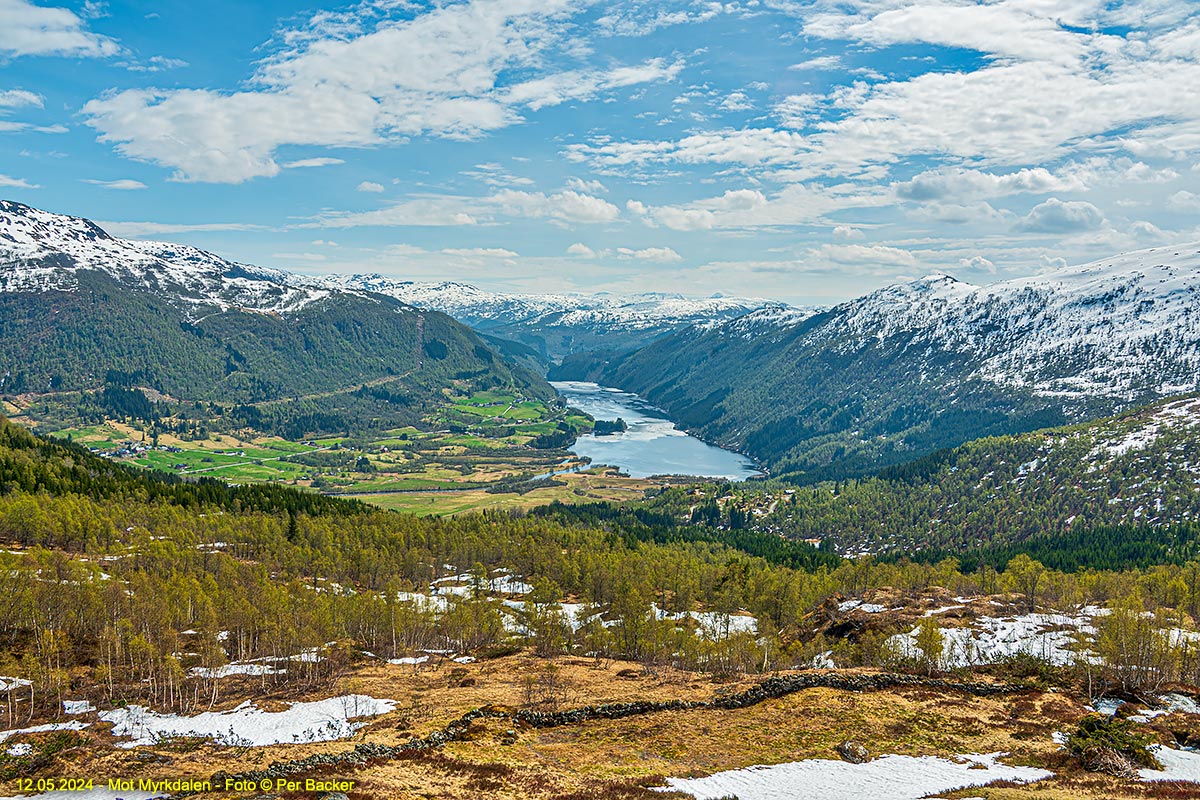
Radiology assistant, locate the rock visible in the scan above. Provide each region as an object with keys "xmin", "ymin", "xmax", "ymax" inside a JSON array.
[
  {"xmin": 133, "ymin": 751, "xmax": 173, "ymax": 764},
  {"xmin": 317, "ymin": 793, "xmax": 349, "ymax": 800},
  {"xmin": 836, "ymin": 740, "xmax": 870, "ymax": 764}
]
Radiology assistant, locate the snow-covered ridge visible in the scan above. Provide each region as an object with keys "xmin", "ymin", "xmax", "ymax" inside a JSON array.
[
  {"xmin": 315, "ymin": 273, "xmax": 787, "ymax": 332},
  {"xmin": 0, "ymin": 202, "xmax": 786, "ymax": 331},
  {"xmin": 0, "ymin": 200, "xmax": 337, "ymax": 316},
  {"xmin": 692, "ymin": 243, "xmax": 1200, "ymax": 400}
]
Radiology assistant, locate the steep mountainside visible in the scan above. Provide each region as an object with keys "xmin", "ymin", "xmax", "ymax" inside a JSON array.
[
  {"xmin": 318, "ymin": 274, "xmax": 785, "ymax": 362},
  {"xmin": 0, "ymin": 201, "xmax": 549, "ymax": 432},
  {"xmin": 554, "ymin": 244, "xmax": 1200, "ymax": 481},
  {"xmin": 750, "ymin": 395, "xmax": 1200, "ymax": 558}
]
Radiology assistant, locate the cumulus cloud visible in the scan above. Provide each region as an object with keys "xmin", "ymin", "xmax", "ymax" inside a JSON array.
[
  {"xmin": 894, "ymin": 167, "xmax": 1085, "ymax": 202},
  {"xmin": 82, "ymin": 0, "xmax": 673, "ymax": 183},
  {"xmin": 1167, "ymin": 190, "xmax": 1200, "ymax": 212},
  {"xmin": 832, "ymin": 224, "xmax": 864, "ymax": 240},
  {"xmin": 959, "ymin": 255, "xmax": 996, "ymax": 273},
  {"xmin": 615, "ymin": 246, "xmax": 682, "ymax": 262},
  {"xmin": 566, "ymin": 242, "xmax": 597, "ymax": 257},
  {"xmin": 1015, "ymin": 198, "xmax": 1106, "ymax": 233},
  {"xmin": 357, "ymin": 181, "xmax": 385, "ymax": 193},
  {"xmin": 0, "ymin": 0, "xmax": 120, "ymax": 58},
  {"xmin": 629, "ymin": 185, "xmax": 885, "ymax": 231},
  {"xmin": 811, "ymin": 243, "xmax": 918, "ymax": 267}
]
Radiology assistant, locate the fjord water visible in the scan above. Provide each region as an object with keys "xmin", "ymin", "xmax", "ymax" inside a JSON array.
[{"xmin": 551, "ymin": 381, "xmax": 762, "ymax": 480}]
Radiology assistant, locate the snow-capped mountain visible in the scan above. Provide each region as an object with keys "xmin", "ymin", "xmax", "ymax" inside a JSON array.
[
  {"xmin": 0, "ymin": 201, "xmax": 783, "ymax": 361},
  {"xmin": 834, "ymin": 245, "xmax": 1200, "ymax": 399},
  {"xmin": 0, "ymin": 200, "xmax": 335, "ymax": 316},
  {"xmin": 0, "ymin": 201, "xmax": 546, "ymax": 407},
  {"xmin": 312, "ymin": 274, "xmax": 786, "ymax": 359},
  {"xmin": 559, "ymin": 242, "xmax": 1200, "ymax": 481}
]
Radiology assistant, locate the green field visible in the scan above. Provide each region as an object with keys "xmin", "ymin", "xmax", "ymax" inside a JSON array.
[{"xmin": 43, "ymin": 390, "xmax": 599, "ymax": 505}]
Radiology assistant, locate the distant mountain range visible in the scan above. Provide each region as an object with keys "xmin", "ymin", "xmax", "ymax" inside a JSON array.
[
  {"xmin": 554, "ymin": 243, "xmax": 1200, "ymax": 482},
  {"xmin": 315, "ymin": 275, "xmax": 786, "ymax": 362}
]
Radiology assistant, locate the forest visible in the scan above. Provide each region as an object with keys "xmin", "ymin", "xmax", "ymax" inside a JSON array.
[{"xmin": 4, "ymin": 409, "xmax": 1200, "ymax": 729}]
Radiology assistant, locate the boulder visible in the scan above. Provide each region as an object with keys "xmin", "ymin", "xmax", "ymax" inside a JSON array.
[{"xmin": 836, "ymin": 740, "xmax": 870, "ymax": 764}]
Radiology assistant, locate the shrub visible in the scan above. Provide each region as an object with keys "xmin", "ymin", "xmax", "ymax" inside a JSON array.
[{"xmin": 1067, "ymin": 714, "xmax": 1161, "ymax": 772}]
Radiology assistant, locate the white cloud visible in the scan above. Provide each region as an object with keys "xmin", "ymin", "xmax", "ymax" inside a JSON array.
[
  {"xmin": 0, "ymin": 0, "xmax": 120, "ymax": 58},
  {"xmin": 719, "ymin": 91, "xmax": 753, "ymax": 112},
  {"xmin": 1015, "ymin": 198, "xmax": 1106, "ymax": 233},
  {"xmin": 491, "ymin": 189, "xmax": 620, "ymax": 223},
  {"xmin": 774, "ymin": 94, "xmax": 821, "ymax": 129},
  {"xmin": 630, "ymin": 185, "xmax": 886, "ymax": 231},
  {"xmin": 305, "ymin": 187, "xmax": 618, "ymax": 228},
  {"xmin": 357, "ymin": 181, "xmax": 385, "ymax": 193},
  {"xmin": 811, "ymin": 243, "xmax": 918, "ymax": 267},
  {"xmin": 1167, "ymin": 190, "xmax": 1200, "ymax": 212},
  {"xmin": 442, "ymin": 247, "xmax": 519, "ymax": 258},
  {"xmin": 83, "ymin": 178, "xmax": 146, "ymax": 190},
  {"xmin": 832, "ymin": 224, "xmax": 864, "ymax": 240},
  {"xmin": 894, "ymin": 167, "xmax": 1085, "ymax": 202},
  {"xmin": 0, "ymin": 89, "xmax": 42, "ymax": 108},
  {"xmin": 0, "ymin": 173, "xmax": 38, "ymax": 188},
  {"xmin": 504, "ymin": 58, "xmax": 683, "ymax": 111},
  {"xmin": 98, "ymin": 220, "xmax": 269, "ymax": 237},
  {"xmin": 615, "ymin": 246, "xmax": 682, "ymax": 263},
  {"xmin": 959, "ymin": 255, "xmax": 996, "ymax": 273},
  {"xmin": 788, "ymin": 55, "xmax": 842, "ymax": 71},
  {"xmin": 82, "ymin": 0, "xmax": 672, "ymax": 183},
  {"xmin": 283, "ymin": 157, "xmax": 344, "ymax": 169},
  {"xmin": 565, "ymin": 176, "xmax": 606, "ymax": 194},
  {"xmin": 567, "ymin": 242, "xmax": 596, "ymax": 257},
  {"xmin": 118, "ymin": 55, "xmax": 187, "ymax": 73}
]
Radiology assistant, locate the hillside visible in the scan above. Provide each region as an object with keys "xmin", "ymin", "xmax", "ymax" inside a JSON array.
[
  {"xmin": 320, "ymin": 274, "xmax": 786, "ymax": 362},
  {"xmin": 638, "ymin": 395, "xmax": 1200, "ymax": 564},
  {"xmin": 555, "ymin": 244, "xmax": 1200, "ymax": 481},
  {"xmin": 0, "ymin": 201, "xmax": 550, "ymax": 436}
]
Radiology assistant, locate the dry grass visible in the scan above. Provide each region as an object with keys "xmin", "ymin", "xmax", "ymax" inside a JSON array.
[{"xmin": 5, "ymin": 653, "xmax": 1198, "ymax": 799}]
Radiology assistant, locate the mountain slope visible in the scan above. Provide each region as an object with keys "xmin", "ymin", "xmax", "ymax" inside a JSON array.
[
  {"xmin": 317, "ymin": 274, "xmax": 786, "ymax": 362},
  {"xmin": 753, "ymin": 394, "xmax": 1200, "ymax": 560},
  {"xmin": 0, "ymin": 201, "xmax": 550, "ymax": 432},
  {"xmin": 554, "ymin": 244, "xmax": 1200, "ymax": 481}
]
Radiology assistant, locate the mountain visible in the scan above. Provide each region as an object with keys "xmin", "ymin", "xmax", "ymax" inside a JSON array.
[
  {"xmin": 553, "ymin": 243, "xmax": 1200, "ymax": 482},
  {"xmin": 0, "ymin": 201, "xmax": 550, "ymax": 435},
  {"xmin": 315, "ymin": 274, "xmax": 786, "ymax": 362}
]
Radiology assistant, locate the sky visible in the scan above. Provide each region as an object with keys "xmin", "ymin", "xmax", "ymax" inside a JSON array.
[{"xmin": 2, "ymin": 0, "xmax": 1199, "ymax": 305}]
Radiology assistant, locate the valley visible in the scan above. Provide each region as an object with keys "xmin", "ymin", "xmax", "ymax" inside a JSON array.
[{"xmin": 4, "ymin": 202, "xmax": 1200, "ymax": 800}]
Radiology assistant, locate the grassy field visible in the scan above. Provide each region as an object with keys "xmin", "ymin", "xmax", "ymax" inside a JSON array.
[
  {"xmin": 33, "ymin": 390, "xmax": 659, "ymax": 514},
  {"xmin": 348, "ymin": 468, "xmax": 663, "ymax": 516}
]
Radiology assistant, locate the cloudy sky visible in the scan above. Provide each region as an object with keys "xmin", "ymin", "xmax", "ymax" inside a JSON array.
[{"xmin": 2, "ymin": 0, "xmax": 1199, "ymax": 304}]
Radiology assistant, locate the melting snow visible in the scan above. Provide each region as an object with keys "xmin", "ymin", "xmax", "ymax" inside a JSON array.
[
  {"xmin": 661, "ymin": 752, "xmax": 1052, "ymax": 800},
  {"xmin": 98, "ymin": 694, "xmax": 395, "ymax": 747},
  {"xmin": 0, "ymin": 721, "xmax": 89, "ymax": 743},
  {"xmin": 1141, "ymin": 746, "xmax": 1200, "ymax": 782}
]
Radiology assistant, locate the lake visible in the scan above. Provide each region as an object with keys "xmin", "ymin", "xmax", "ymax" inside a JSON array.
[{"xmin": 550, "ymin": 381, "xmax": 762, "ymax": 481}]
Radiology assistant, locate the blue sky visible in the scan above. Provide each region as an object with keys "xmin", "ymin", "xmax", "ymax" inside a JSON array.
[{"xmin": 2, "ymin": 0, "xmax": 1200, "ymax": 304}]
